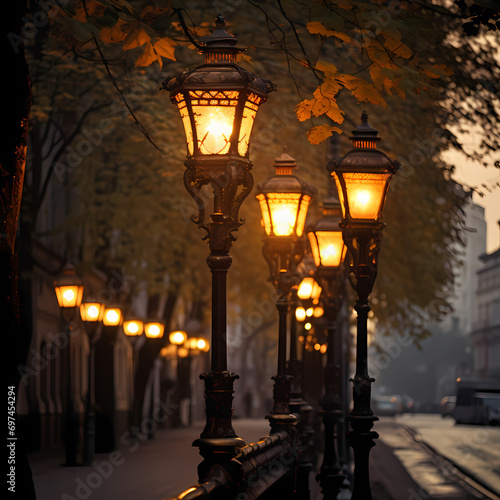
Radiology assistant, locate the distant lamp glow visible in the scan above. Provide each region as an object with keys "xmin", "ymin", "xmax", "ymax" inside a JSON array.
[
  {"xmin": 177, "ymin": 347, "xmax": 189, "ymax": 359},
  {"xmin": 314, "ymin": 343, "xmax": 321, "ymax": 351},
  {"xmin": 169, "ymin": 330, "xmax": 187, "ymax": 345},
  {"xmin": 80, "ymin": 302, "xmax": 104, "ymax": 322},
  {"xmin": 54, "ymin": 264, "xmax": 84, "ymax": 309},
  {"xmin": 304, "ymin": 322, "xmax": 312, "ymax": 331},
  {"xmin": 197, "ymin": 339, "xmax": 209, "ymax": 351},
  {"xmin": 103, "ymin": 307, "xmax": 122, "ymax": 326},
  {"xmin": 123, "ymin": 319, "xmax": 144, "ymax": 337},
  {"xmin": 256, "ymin": 148, "xmax": 316, "ymax": 238},
  {"xmin": 295, "ymin": 307, "xmax": 306, "ymax": 322},
  {"xmin": 313, "ymin": 307, "xmax": 324, "ymax": 318},
  {"xmin": 297, "ymin": 277, "xmax": 322, "ymax": 302},
  {"xmin": 320, "ymin": 344, "xmax": 328, "ymax": 354},
  {"xmin": 306, "ymin": 307, "xmax": 314, "ymax": 318},
  {"xmin": 145, "ymin": 321, "xmax": 165, "ymax": 339}
]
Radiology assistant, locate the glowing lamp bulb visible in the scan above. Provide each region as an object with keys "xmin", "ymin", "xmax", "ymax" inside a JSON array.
[
  {"xmin": 355, "ymin": 190, "xmax": 370, "ymax": 205},
  {"xmin": 197, "ymin": 339, "xmax": 207, "ymax": 350},
  {"xmin": 87, "ymin": 305, "xmax": 99, "ymax": 319},
  {"xmin": 272, "ymin": 208, "xmax": 295, "ymax": 236},
  {"xmin": 63, "ymin": 289, "xmax": 75, "ymax": 301},
  {"xmin": 106, "ymin": 310, "xmax": 119, "ymax": 323}
]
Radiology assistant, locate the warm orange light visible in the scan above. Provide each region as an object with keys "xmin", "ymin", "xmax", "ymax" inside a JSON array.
[
  {"xmin": 169, "ymin": 330, "xmax": 187, "ymax": 345},
  {"xmin": 145, "ymin": 322, "xmax": 164, "ymax": 339},
  {"xmin": 55, "ymin": 285, "xmax": 84, "ymax": 308},
  {"xmin": 314, "ymin": 343, "xmax": 321, "ymax": 351},
  {"xmin": 123, "ymin": 319, "xmax": 144, "ymax": 337},
  {"xmin": 306, "ymin": 307, "xmax": 314, "ymax": 317},
  {"xmin": 304, "ymin": 322, "xmax": 312, "ymax": 331},
  {"xmin": 192, "ymin": 100, "xmax": 237, "ymax": 155},
  {"xmin": 313, "ymin": 307, "xmax": 324, "ymax": 318},
  {"xmin": 80, "ymin": 302, "xmax": 104, "ymax": 322},
  {"xmin": 297, "ymin": 277, "xmax": 322, "ymax": 301},
  {"xmin": 333, "ymin": 172, "xmax": 390, "ymax": 220},
  {"xmin": 308, "ymin": 231, "xmax": 346, "ymax": 268},
  {"xmin": 103, "ymin": 307, "xmax": 122, "ymax": 326},
  {"xmin": 196, "ymin": 339, "xmax": 209, "ymax": 351},
  {"xmin": 295, "ymin": 307, "xmax": 306, "ymax": 322},
  {"xmin": 320, "ymin": 344, "xmax": 327, "ymax": 354},
  {"xmin": 177, "ymin": 346, "xmax": 189, "ymax": 358}
]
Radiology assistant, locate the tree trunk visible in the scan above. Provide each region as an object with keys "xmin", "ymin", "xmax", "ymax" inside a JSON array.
[{"xmin": 4, "ymin": 3, "xmax": 35, "ymax": 499}]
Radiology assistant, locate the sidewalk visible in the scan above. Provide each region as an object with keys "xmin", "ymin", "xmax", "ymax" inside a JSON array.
[
  {"xmin": 398, "ymin": 414, "xmax": 500, "ymax": 497},
  {"xmin": 29, "ymin": 419, "xmax": 270, "ymax": 500}
]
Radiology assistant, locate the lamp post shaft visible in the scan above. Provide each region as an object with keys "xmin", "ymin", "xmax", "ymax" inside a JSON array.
[
  {"xmin": 208, "ymin": 251, "xmax": 230, "ymax": 372},
  {"xmin": 82, "ymin": 343, "xmax": 95, "ymax": 465}
]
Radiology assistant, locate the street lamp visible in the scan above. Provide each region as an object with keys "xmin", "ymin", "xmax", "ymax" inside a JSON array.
[
  {"xmin": 329, "ymin": 111, "xmax": 399, "ymax": 500},
  {"xmin": 144, "ymin": 321, "xmax": 165, "ymax": 339},
  {"xmin": 79, "ymin": 299, "xmax": 105, "ymax": 466},
  {"xmin": 123, "ymin": 317, "xmax": 144, "ymax": 430},
  {"xmin": 53, "ymin": 263, "xmax": 84, "ymax": 467},
  {"xmin": 256, "ymin": 147, "xmax": 316, "ymax": 432},
  {"xmin": 306, "ymin": 184, "xmax": 348, "ymax": 498},
  {"xmin": 163, "ymin": 14, "xmax": 275, "ymax": 468}
]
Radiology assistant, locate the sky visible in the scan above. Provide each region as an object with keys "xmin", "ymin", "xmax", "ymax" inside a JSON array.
[{"xmin": 445, "ymin": 151, "xmax": 500, "ymax": 253}]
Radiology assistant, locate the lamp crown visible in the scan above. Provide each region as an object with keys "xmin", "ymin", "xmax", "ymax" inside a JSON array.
[
  {"xmin": 274, "ymin": 146, "xmax": 297, "ymax": 175},
  {"xmin": 350, "ymin": 111, "xmax": 381, "ymax": 148},
  {"xmin": 200, "ymin": 14, "xmax": 242, "ymax": 63}
]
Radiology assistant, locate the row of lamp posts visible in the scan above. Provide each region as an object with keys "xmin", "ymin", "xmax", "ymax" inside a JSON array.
[
  {"xmin": 47, "ymin": 13, "xmax": 403, "ymax": 497},
  {"xmin": 52, "ymin": 268, "xmax": 165, "ymax": 466},
  {"xmin": 163, "ymin": 14, "xmax": 400, "ymax": 499}
]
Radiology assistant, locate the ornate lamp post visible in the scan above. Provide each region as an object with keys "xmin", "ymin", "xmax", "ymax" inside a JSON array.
[
  {"xmin": 79, "ymin": 300, "xmax": 105, "ymax": 466},
  {"xmin": 256, "ymin": 148, "xmax": 316, "ymax": 432},
  {"xmin": 329, "ymin": 111, "xmax": 399, "ymax": 500},
  {"xmin": 307, "ymin": 188, "xmax": 348, "ymax": 499},
  {"xmin": 53, "ymin": 263, "xmax": 84, "ymax": 466},
  {"xmin": 163, "ymin": 14, "xmax": 275, "ymax": 471}
]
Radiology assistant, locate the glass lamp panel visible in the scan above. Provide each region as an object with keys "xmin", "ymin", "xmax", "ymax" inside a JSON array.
[
  {"xmin": 311, "ymin": 281, "xmax": 322, "ymax": 301},
  {"xmin": 316, "ymin": 231, "xmax": 345, "ymax": 267},
  {"xmin": 123, "ymin": 320, "xmax": 144, "ymax": 337},
  {"xmin": 189, "ymin": 90, "xmax": 239, "ymax": 155},
  {"xmin": 332, "ymin": 173, "xmax": 347, "ymax": 218},
  {"xmin": 297, "ymin": 277, "xmax": 314, "ymax": 300},
  {"xmin": 169, "ymin": 331, "xmax": 187, "ymax": 345},
  {"xmin": 175, "ymin": 94, "xmax": 194, "ymax": 156},
  {"xmin": 343, "ymin": 172, "xmax": 390, "ymax": 220},
  {"xmin": 103, "ymin": 308, "xmax": 122, "ymax": 326},
  {"xmin": 295, "ymin": 307, "xmax": 306, "ymax": 321},
  {"xmin": 55, "ymin": 285, "xmax": 83, "ymax": 308},
  {"xmin": 256, "ymin": 194, "xmax": 272, "ymax": 236},
  {"xmin": 266, "ymin": 192, "xmax": 301, "ymax": 237},
  {"xmin": 238, "ymin": 94, "xmax": 262, "ymax": 156},
  {"xmin": 145, "ymin": 322, "xmax": 164, "ymax": 339},
  {"xmin": 80, "ymin": 303, "xmax": 104, "ymax": 322},
  {"xmin": 307, "ymin": 232, "xmax": 321, "ymax": 267},
  {"xmin": 295, "ymin": 195, "xmax": 311, "ymax": 237}
]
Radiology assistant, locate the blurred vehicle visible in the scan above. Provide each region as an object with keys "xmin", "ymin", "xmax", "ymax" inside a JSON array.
[
  {"xmin": 401, "ymin": 395, "xmax": 415, "ymax": 413},
  {"xmin": 440, "ymin": 395, "xmax": 456, "ymax": 418},
  {"xmin": 373, "ymin": 395, "xmax": 402, "ymax": 416},
  {"xmin": 454, "ymin": 378, "xmax": 500, "ymax": 425}
]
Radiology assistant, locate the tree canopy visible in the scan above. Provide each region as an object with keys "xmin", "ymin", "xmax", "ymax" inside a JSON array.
[{"xmin": 18, "ymin": 0, "xmax": 500, "ymax": 344}]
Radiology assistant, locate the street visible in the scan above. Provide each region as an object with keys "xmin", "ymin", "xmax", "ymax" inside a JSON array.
[{"xmin": 27, "ymin": 415, "xmax": 500, "ymax": 500}]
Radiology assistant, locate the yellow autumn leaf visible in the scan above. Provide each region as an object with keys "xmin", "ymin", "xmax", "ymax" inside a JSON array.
[
  {"xmin": 295, "ymin": 99, "xmax": 315, "ymax": 122},
  {"xmin": 325, "ymin": 102, "xmax": 345, "ymax": 124},
  {"xmin": 100, "ymin": 22, "xmax": 127, "ymax": 43},
  {"xmin": 320, "ymin": 78, "xmax": 342, "ymax": 99},
  {"xmin": 307, "ymin": 22, "xmax": 352, "ymax": 43},
  {"xmin": 307, "ymin": 124, "xmax": 342, "ymax": 145},
  {"xmin": 315, "ymin": 61, "xmax": 338, "ymax": 77},
  {"xmin": 123, "ymin": 29, "xmax": 151, "ymax": 51},
  {"xmin": 135, "ymin": 42, "xmax": 156, "ymax": 67},
  {"xmin": 382, "ymin": 33, "xmax": 412, "ymax": 59},
  {"xmin": 154, "ymin": 38, "xmax": 176, "ymax": 61}
]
